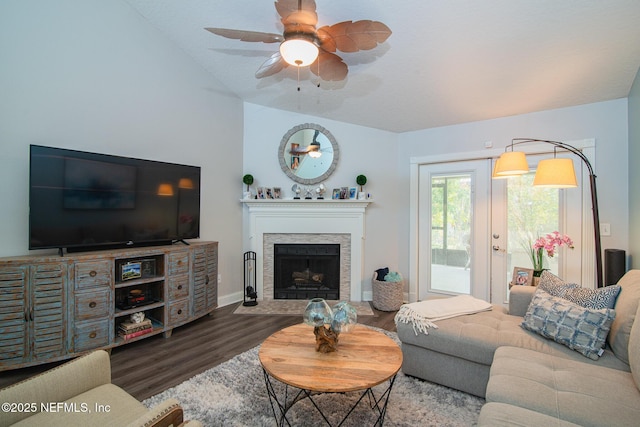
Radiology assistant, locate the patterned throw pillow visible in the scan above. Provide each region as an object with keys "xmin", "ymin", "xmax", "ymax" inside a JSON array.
[
  {"xmin": 562, "ymin": 285, "xmax": 621, "ymax": 309},
  {"xmin": 537, "ymin": 270, "xmax": 579, "ymax": 297},
  {"xmin": 521, "ymin": 289, "xmax": 616, "ymax": 360}
]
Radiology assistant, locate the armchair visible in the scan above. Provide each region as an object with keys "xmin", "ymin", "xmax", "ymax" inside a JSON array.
[{"xmin": 0, "ymin": 350, "xmax": 201, "ymax": 427}]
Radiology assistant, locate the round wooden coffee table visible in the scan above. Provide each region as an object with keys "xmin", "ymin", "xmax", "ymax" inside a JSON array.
[{"xmin": 259, "ymin": 323, "xmax": 402, "ymax": 426}]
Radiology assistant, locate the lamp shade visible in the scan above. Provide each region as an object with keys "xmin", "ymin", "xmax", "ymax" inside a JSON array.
[
  {"xmin": 280, "ymin": 38, "xmax": 319, "ymax": 67},
  {"xmin": 491, "ymin": 157, "xmax": 510, "ymax": 179},
  {"xmin": 157, "ymin": 183, "xmax": 174, "ymax": 196},
  {"xmin": 178, "ymin": 178, "xmax": 194, "ymax": 189},
  {"xmin": 533, "ymin": 158, "xmax": 577, "ymax": 188},
  {"xmin": 493, "ymin": 151, "xmax": 529, "ymax": 176}
]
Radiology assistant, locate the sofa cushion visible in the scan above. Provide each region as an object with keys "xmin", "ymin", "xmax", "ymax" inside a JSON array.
[
  {"xmin": 521, "ymin": 289, "xmax": 615, "ymax": 360},
  {"xmin": 486, "ymin": 346, "xmax": 640, "ymax": 427},
  {"xmin": 538, "ymin": 271, "xmax": 578, "ymax": 296},
  {"xmin": 478, "ymin": 402, "xmax": 581, "ymax": 427},
  {"xmin": 608, "ymin": 270, "xmax": 640, "ymax": 364}
]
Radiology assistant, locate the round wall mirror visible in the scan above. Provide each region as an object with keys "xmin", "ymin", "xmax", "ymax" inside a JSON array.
[{"xmin": 278, "ymin": 123, "xmax": 340, "ymax": 185}]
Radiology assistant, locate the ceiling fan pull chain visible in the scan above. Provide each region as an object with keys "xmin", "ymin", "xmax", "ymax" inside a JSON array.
[
  {"xmin": 317, "ymin": 57, "xmax": 321, "ymax": 88},
  {"xmin": 297, "ymin": 66, "xmax": 301, "ymax": 91}
]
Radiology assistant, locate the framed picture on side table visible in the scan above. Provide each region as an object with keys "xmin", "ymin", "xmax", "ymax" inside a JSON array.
[{"xmin": 510, "ymin": 267, "xmax": 534, "ymax": 288}]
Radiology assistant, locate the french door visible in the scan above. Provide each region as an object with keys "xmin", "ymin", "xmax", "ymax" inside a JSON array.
[{"xmin": 411, "ymin": 148, "xmax": 589, "ymax": 305}]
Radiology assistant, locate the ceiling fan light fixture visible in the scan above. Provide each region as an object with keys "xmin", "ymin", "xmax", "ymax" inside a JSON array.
[
  {"xmin": 308, "ymin": 139, "xmax": 322, "ymax": 158},
  {"xmin": 279, "ymin": 37, "xmax": 319, "ymax": 67}
]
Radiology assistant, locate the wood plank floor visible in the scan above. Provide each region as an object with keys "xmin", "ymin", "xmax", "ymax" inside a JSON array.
[{"xmin": 0, "ymin": 302, "xmax": 398, "ymax": 401}]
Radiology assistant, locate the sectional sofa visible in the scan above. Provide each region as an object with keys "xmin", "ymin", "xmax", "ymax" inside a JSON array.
[{"xmin": 396, "ymin": 270, "xmax": 640, "ymax": 426}]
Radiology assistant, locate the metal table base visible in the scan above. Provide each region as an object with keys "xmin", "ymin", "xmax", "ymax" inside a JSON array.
[{"xmin": 262, "ymin": 368, "xmax": 397, "ymax": 427}]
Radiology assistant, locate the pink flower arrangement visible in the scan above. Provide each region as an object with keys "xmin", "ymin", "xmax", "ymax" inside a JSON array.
[{"xmin": 530, "ymin": 231, "xmax": 574, "ymax": 271}]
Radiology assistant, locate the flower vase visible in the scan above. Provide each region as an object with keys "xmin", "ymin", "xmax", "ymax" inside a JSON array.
[{"xmin": 532, "ymin": 269, "xmax": 546, "ymax": 286}]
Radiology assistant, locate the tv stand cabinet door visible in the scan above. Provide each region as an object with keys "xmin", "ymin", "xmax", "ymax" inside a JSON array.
[
  {"xmin": 193, "ymin": 242, "xmax": 218, "ymax": 316},
  {"xmin": 0, "ymin": 266, "xmax": 29, "ymax": 367},
  {"xmin": 28, "ymin": 263, "xmax": 67, "ymax": 363}
]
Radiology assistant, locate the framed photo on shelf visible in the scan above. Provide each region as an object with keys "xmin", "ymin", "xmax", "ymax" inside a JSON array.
[
  {"xmin": 121, "ymin": 261, "xmax": 142, "ymax": 281},
  {"xmin": 332, "ymin": 188, "xmax": 341, "ymax": 199},
  {"xmin": 349, "ymin": 187, "xmax": 357, "ymax": 199},
  {"xmin": 510, "ymin": 267, "xmax": 534, "ymax": 288},
  {"xmin": 273, "ymin": 187, "xmax": 281, "ymax": 199}
]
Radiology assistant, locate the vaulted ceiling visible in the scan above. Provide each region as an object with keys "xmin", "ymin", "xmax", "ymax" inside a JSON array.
[{"xmin": 124, "ymin": 0, "xmax": 640, "ymax": 133}]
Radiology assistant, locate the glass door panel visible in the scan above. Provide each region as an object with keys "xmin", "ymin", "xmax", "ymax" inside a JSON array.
[
  {"xmin": 506, "ymin": 172, "xmax": 561, "ymax": 285},
  {"xmin": 431, "ymin": 174, "xmax": 471, "ymax": 294},
  {"xmin": 418, "ymin": 159, "xmax": 490, "ymax": 301}
]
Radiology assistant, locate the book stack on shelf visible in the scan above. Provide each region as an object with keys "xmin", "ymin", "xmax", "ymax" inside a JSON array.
[{"xmin": 119, "ymin": 318, "xmax": 153, "ymax": 340}]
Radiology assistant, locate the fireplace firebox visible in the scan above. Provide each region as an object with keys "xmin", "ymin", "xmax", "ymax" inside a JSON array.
[{"xmin": 273, "ymin": 244, "xmax": 340, "ymax": 300}]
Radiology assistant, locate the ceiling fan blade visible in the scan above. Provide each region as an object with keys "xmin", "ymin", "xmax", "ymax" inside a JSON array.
[
  {"xmin": 317, "ymin": 20, "xmax": 392, "ymax": 53},
  {"xmin": 275, "ymin": 0, "xmax": 318, "ymax": 26},
  {"xmin": 204, "ymin": 28, "xmax": 283, "ymax": 43},
  {"xmin": 311, "ymin": 51, "xmax": 348, "ymax": 81},
  {"xmin": 255, "ymin": 52, "xmax": 288, "ymax": 79}
]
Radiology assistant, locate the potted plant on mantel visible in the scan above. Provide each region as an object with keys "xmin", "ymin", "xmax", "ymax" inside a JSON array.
[
  {"xmin": 242, "ymin": 174, "xmax": 254, "ymax": 199},
  {"xmin": 356, "ymin": 174, "xmax": 367, "ymax": 200}
]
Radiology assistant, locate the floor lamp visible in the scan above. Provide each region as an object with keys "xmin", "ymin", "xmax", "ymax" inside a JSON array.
[{"xmin": 492, "ymin": 138, "xmax": 603, "ymax": 288}]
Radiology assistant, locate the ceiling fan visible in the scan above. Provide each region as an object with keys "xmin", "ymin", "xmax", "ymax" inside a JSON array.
[
  {"xmin": 289, "ymin": 129, "xmax": 328, "ymax": 157},
  {"xmin": 204, "ymin": 0, "xmax": 392, "ymax": 82}
]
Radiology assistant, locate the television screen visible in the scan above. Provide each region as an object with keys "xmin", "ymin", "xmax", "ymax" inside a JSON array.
[{"xmin": 29, "ymin": 145, "xmax": 201, "ymax": 251}]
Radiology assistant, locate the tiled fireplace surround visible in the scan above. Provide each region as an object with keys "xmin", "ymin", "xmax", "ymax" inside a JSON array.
[{"xmin": 243, "ymin": 200, "xmax": 371, "ymax": 301}]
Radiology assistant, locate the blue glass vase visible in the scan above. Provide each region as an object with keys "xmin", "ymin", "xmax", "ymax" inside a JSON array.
[
  {"xmin": 303, "ymin": 298, "xmax": 333, "ymax": 327},
  {"xmin": 331, "ymin": 301, "xmax": 358, "ymax": 334}
]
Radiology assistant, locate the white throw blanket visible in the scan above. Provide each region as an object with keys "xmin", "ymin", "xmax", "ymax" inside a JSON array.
[{"xmin": 394, "ymin": 295, "xmax": 492, "ymax": 335}]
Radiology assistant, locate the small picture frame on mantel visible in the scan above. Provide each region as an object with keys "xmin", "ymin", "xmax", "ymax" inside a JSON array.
[{"xmin": 510, "ymin": 267, "xmax": 534, "ymax": 288}]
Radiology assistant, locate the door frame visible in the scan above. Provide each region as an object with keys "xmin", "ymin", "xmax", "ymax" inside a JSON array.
[{"xmin": 408, "ymin": 139, "xmax": 595, "ymax": 303}]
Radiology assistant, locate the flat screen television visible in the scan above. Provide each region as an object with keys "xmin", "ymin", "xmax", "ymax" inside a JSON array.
[{"xmin": 29, "ymin": 145, "xmax": 201, "ymax": 252}]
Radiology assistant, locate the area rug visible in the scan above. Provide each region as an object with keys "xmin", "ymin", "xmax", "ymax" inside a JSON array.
[
  {"xmin": 233, "ymin": 299, "xmax": 375, "ymax": 316},
  {"xmin": 143, "ymin": 328, "xmax": 484, "ymax": 426}
]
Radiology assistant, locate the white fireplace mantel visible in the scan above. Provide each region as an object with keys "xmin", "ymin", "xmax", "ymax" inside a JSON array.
[{"xmin": 242, "ymin": 199, "xmax": 372, "ymax": 301}]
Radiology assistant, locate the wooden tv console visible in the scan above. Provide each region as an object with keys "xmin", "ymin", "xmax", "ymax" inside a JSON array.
[{"xmin": 0, "ymin": 241, "xmax": 218, "ymax": 371}]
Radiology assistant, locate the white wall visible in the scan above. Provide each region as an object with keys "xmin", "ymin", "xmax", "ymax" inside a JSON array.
[
  {"xmin": 397, "ymin": 99, "xmax": 630, "ymax": 285},
  {"xmin": 242, "ymin": 102, "xmax": 399, "ymax": 300},
  {"xmin": 629, "ymin": 69, "xmax": 640, "ymax": 268},
  {"xmin": 0, "ymin": 0, "xmax": 245, "ymax": 305}
]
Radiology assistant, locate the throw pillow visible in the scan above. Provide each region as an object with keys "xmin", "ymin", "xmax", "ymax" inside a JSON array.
[
  {"xmin": 537, "ymin": 270, "xmax": 578, "ymax": 297},
  {"xmin": 562, "ymin": 285, "xmax": 621, "ymax": 310},
  {"xmin": 521, "ymin": 288, "xmax": 616, "ymax": 360},
  {"xmin": 375, "ymin": 267, "xmax": 389, "ymax": 281}
]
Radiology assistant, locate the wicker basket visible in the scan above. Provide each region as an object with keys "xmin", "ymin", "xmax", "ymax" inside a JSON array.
[{"xmin": 372, "ymin": 272, "xmax": 404, "ymax": 311}]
